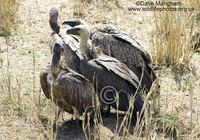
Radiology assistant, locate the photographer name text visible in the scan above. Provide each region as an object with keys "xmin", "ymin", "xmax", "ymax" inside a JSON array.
[{"xmin": 136, "ymin": 1, "xmax": 181, "ymax": 7}]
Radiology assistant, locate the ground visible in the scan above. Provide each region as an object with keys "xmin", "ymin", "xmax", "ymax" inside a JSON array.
[{"xmin": 0, "ymin": 0, "xmax": 200, "ymax": 139}]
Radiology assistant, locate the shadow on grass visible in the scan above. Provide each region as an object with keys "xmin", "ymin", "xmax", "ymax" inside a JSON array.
[{"xmin": 48, "ymin": 112, "xmax": 137, "ymax": 140}]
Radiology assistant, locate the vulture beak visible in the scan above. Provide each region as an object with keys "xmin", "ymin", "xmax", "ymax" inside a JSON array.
[
  {"xmin": 66, "ymin": 28, "xmax": 80, "ymax": 36},
  {"xmin": 60, "ymin": 44, "xmax": 65, "ymax": 52},
  {"xmin": 55, "ymin": 42, "xmax": 65, "ymax": 52},
  {"xmin": 62, "ymin": 20, "xmax": 83, "ymax": 27}
]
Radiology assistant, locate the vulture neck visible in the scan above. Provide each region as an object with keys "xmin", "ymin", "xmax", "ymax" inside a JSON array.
[
  {"xmin": 79, "ymin": 36, "xmax": 90, "ymax": 59},
  {"xmin": 51, "ymin": 51, "xmax": 61, "ymax": 78}
]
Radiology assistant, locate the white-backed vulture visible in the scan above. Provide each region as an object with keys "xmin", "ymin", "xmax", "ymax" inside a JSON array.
[
  {"xmin": 40, "ymin": 41, "xmax": 97, "ymax": 133},
  {"xmin": 62, "ymin": 21, "xmax": 148, "ymax": 122},
  {"xmin": 62, "ymin": 19, "xmax": 157, "ymax": 93}
]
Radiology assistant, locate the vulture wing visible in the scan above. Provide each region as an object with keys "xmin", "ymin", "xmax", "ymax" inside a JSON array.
[
  {"xmin": 53, "ymin": 68, "xmax": 96, "ymax": 114},
  {"xmin": 90, "ymin": 25, "xmax": 152, "ymax": 64},
  {"xmin": 40, "ymin": 68, "xmax": 51, "ymax": 99},
  {"xmin": 94, "ymin": 54, "xmax": 141, "ymax": 89}
]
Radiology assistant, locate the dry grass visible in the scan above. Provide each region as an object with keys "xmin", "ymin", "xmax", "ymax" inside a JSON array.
[
  {"xmin": 0, "ymin": 0, "xmax": 20, "ymax": 36},
  {"xmin": 151, "ymin": 0, "xmax": 200, "ymax": 68},
  {"xmin": 0, "ymin": 0, "xmax": 200, "ymax": 139}
]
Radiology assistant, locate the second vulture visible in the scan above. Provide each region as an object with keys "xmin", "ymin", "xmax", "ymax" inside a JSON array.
[
  {"xmin": 40, "ymin": 40, "xmax": 97, "ymax": 133},
  {"xmin": 62, "ymin": 19, "xmax": 158, "ymax": 93}
]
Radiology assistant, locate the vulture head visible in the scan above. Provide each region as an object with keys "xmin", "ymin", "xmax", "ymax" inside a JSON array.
[
  {"xmin": 65, "ymin": 24, "xmax": 90, "ymax": 40},
  {"xmin": 49, "ymin": 7, "xmax": 60, "ymax": 34},
  {"xmin": 63, "ymin": 19, "xmax": 90, "ymax": 39},
  {"xmin": 63, "ymin": 20, "xmax": 102, "ymax": 59},
  {"xmin": 51, "ymin": 42, "xmax": 64, "ymax": 77},
  {"xmin": 53, "ymin": 42, "xmax": 65, "ymax": 54},
  {"xmin": 64, "ymin": 22, "xmax": 91, "ymax": 58}
]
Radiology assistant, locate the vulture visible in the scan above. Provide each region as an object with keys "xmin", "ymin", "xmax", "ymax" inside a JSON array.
[
  {"xmin": 62, "ymin": 19, "xmax": 157, "ymax": 93},
  {"xmin": 44, "ymin": 7, "xmax": 149, "ymax": 123},
  {"xmin": 40, "ymin": 41, "xmax": 97, "ymax": 133},
  {"xmin": 62, "ymin": 21, "xmax": 148, "ymax": 122}
]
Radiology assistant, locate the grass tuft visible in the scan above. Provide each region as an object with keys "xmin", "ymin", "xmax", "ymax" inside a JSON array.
[
  {"xmin": 0, "ymin": 0, "xmax": 20, "ymax": 36},
  {"xmin": 151, "ymin": 0, "xmax": 199, "ymax": 69}
]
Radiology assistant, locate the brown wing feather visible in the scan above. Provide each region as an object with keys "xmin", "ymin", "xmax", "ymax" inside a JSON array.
[
  {"xmin": 94, "ymin": 54, "xmax": 140, "ymax": 89},
  {"xmin": 90, "ymin": 25, "xmax": 157, "ymax": 91},
  {"xmin": 90, "ymin": 24, "xmax": 151, "ymax": 64},
  {"xmin": 53, "ymin": 68, "xmax": 96, "ymax": 115},
  {"xmin": 40, "ymin": 68, "xmax": 51, "ymax": 99}
]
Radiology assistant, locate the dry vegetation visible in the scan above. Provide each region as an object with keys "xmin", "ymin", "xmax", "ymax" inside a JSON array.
[
  {"xmin": 0, "ymin": 0, "xmax": 200, "ymax": 139},
  {"xmin": 0, "ymin": 0, "xmax": 20, "ymax": 35},
  {"xmin": 151, "ymin": 0, "xmax": 200, "ymax": 68}
]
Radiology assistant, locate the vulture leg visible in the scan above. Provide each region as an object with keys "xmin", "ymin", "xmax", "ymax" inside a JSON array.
[
  {"xmin": 40, "ymin": 69, "xmax": 60, "ymax": 132},
  {"xmin": 100, "ymin": 104, "xmax": 110, "ymax": 115},
  {"xmin": 53, "ymin": 102, "xmax": 61, "ymax": 121},
  {"xmin": 52, "ymin": 102, "xmax": 61, "ymax": 132},
  {"xmin": 72, "ymin": 106, "xmax": 80, "ymax": 134},
  {"xmin": 75, "ymin": 118, "xmax": 80, "ymax": 134}
]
